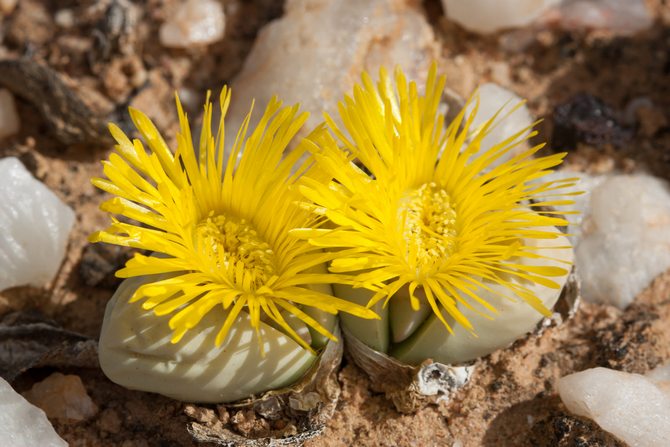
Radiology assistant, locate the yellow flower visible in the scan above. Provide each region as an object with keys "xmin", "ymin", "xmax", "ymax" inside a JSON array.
[
  {"xmin": 295, "ymin": 65, "xmax": 578, "ymax": 334},
  {"xmin": 90, "ymin": 88, "xmax": 378, "ymax": 352}
]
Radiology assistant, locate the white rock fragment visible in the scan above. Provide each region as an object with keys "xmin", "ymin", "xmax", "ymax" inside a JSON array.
[
  {"xmin": 442, "ymin": 0, "xmax": 561, "ymax": 34},
  {"xmin": 227, "ymin": 0, "xmax": 438, "ymax": 140},
  {"xmin": 541, "ymin": 170, "xmax": 605, "ymax": 244},
  {"xmin": 0, "ymin": 0, "xmax": 17, "ymax": 16},
  {"xmin": 465, "ymin": 83, "xmax": 533, "ymax": 169},
  {"xmin": 0, "ymin": 377, "xmax": 67, "ymax": 447},
  {"xmin": 575, "ymin": 174, "xmax": 670, "ymax": 308},
  {"xmin": 99, "ymin": 276, "xmax": 318, "ymax": 403},
  {"xmin": 54, "ymin": 9, "xmax": 75, "ymax": 29},
  {"xmin": 0, "ymin": 157, "xmax": 75, "ymax": 291},
  {"xmin": 159, "ymin": 0, "xmax": 225, "ymax": 48},
  {"xmin": 0, "ymin": 89, "xmax": 20, "ymax": 140},
  {"xmin": 558, "ymin": 367, "xmax": 670, "ymax": 447},
  {"xmin": 647, "ymin": 363, "xmax": 670, "ymax": 389},
  {"xmin": 556, "ymin": 0, "xmax": 653, "ymax": 35},
  {"xmin": 24, "ymin": 373, "xmax": 98, "ymax": 422}
]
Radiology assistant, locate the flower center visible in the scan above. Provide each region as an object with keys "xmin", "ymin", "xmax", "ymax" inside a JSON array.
[
  {"xmin": 398, "ymin": 182, "xmax": 458, "ymax": 266},
  {"xmin": 196, "ymin": 213, "xmax": 276, "ymax": 286}
]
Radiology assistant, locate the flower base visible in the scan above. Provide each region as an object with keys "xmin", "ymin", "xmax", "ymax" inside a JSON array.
[
  {"xmin": 187, "ymin": 325, "xmax": 343, "ymax": 446},
  {"xmin": 343, "ymin": 269, "xmax": 580, "ymax": 413},
  {"xmin": 99, "ymin": 276, "xmax": 320, "ymax": 403}
]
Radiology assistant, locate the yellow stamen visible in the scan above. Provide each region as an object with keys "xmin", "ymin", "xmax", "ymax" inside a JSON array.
[
  {"xmin": 196, "ymin": 213, "xmax": 276, "ymax": 285},
  {"xmin": 399, "ymin": 182, "xmax": 458, "ymax": 268},
  {"xmin": 298, "ymin": 63, "xmax": 575, "ymax": 334}
]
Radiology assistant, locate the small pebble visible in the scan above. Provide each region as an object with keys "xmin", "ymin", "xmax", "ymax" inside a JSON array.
[
  {"xmin": 541, "ymin": 170, "xmax": 605, "ymax": 244},
  {"xmin": 647, "ymin": 363, "xmax": 670, "ymax": 395},
  {"xmin": 558, "ymin": 367, "xmax": 670, "ymax": 447},
  {"xmin": 0, "ymin": 89, "xmax": 20, "ymax": 140},
  {"xmin": 97, "ymin": 409, "xmax": 122, "ymax": 434},
  {"xmin": 442, "ymin": 0, "xmax": 561, "ymax": 34},
  {"xmin": 465, "ymin": 83, "xmax": 533, "ymax": 168},
  {"xmin": 552, "ymin": 93, "xmax": 631, "ymax": 150},
  {"xmin": 0, "ymin": 0, "xmax": 17, "ymax": 15},
  {"xmin": 0, "ymin": 377, "xmax": 67, "ymax": 447},
  {"xmin": 159, "ymin": 0, "xmax": 225, "ymax": 48},
  {"xmin": 54, "ymin": 9, "xmax": 75, "ymax": 28},
  {"xmin": 226, "ymin": 0, "xmax": 438, "ymax": 145},
  {"xmin": 184, "ymin": 405, "xmax": 217, "ymax": 425},
  {"xmin": 574, "ymin": 174, "xmax": 670, "ymax": 308},
  {"xmin": 556, "ymin": 0, "xmax": 653, "ymax": 34},
  {"xmin": 0, "ymin": 157, "xmax": 75, "ymax": 292},
  {"xmin": 23, "ymin": 373, "xmax": 98, "ymax": 422}
]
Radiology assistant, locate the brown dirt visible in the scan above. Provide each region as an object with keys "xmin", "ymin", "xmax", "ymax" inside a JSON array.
[{"xmin": 1, "ymin": 0, "xmax": 669, "ymax": 446}]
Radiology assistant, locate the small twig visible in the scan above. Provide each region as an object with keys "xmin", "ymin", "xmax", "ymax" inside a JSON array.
[{"xmin": 0, "ymin": 59, "xmax": 111, "ymax": 146}]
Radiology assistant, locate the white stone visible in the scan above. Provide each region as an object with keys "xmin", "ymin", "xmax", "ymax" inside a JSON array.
[
  {"xmin": 0, "ymin": 0, "xmax": 17, "ymax": 16},
  {"xmin": 159, "ymin": 0, "xmax": 225, "ymax": 48},
  {"xmin": 54, "ymin": 9, "xmax": 75, "ymax": 29},
  {"xmin": 646, "ymin": 363, "xmax": 670, "ymax": 396},
  {"xmin": 23, "ymin": 373, "xmax": 97, "ymax": 422},
  {"xmin": 0, "ymin": 89, "xmax": 20, "ymax": 140},
  {"xmin": 465, "ymin": 83, "xmax": 534, "ymax": 169},
  {"xmin": 574, "ymin": 174, "xmax": 670, "ymax": 308},
  {"xmin": 0, "ymin": 157, "xmax": 75, "ymax": 291},
  {"xmin": 99, "ymin": 275, "xmax": 320, "ymax": 403},
  {"xmin": 541, "ymin": 170, "xmax": 605, "ymax": 244},
  {"xmin": 556, "ymin": 0, "xmax": 653, "ymax": 35},
  {"xmin": 0, "ymin": 377, "xmax": 67, "ymax": 447},
  {"xmin": 227, "ymin": 0, "xmax": 439, "ymax": 141},
  {"xmin": 442, "ymin": 0, "xmax": 561, "ymax": 34},
  {"xmin": 391, "ymin": 228, "xmax": 573, "ymax": 364},
  {"xmin": 558, "ymin": 367, "xmax": 670, "ymax": 447}
]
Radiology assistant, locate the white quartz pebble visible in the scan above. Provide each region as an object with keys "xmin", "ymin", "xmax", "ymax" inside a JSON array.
[
  {"xmin": 558, "ymin": 367, "xmax": 670, "ymax": 447},
  {"xmin": 23, "ymin": 373, "xmax": 97, "ymax": 422},
  {"xmin": 159, "ymin": 0, "xmax": 225, "ymax": 48},
  {"xmin": 556, "ymin": 0, "xmax": 653, "ymax": 35},
  {"xmin": 646, "ymin": 363, "xmax": 670, "ymax": 396},
  {"xmin": 0, "ymin": 0, "xmax": 17, "ymax": 15},
  {"xmin": 442, "ymin": 0, "xmax": 561, "ymax": 34},
  {"xmin": 0, "ymin": 157, "xmax": 75, "ymax": 291},
  {"xmin": 540, "ymin": 170, "xmax": 605, "ymax": 244},
  {"xmin": 465, "ymin": 83, "xmax": 533, "ymax": 169},
  {"xmin": 0, "ymin": 377, "xmax": 67, "ymax": 447},
  {"xmin": 575, "ymin": 174, "xmax": 670, "ymax": 308},
  {"xmin": 0, "ymin": 89, "xmax": 20, "ymax": 140},
  {"xmin": 226, "ymin": 0, "xmax": 438, "ymax": 142}
]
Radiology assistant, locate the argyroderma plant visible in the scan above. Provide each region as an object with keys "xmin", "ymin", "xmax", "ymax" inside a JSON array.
[
  {"xmin": 92, "ymin": 88, "xmax": 377, "ymax": 403},
  {"xmin": 91, "ymin": 65, "xmax": 577, "ymax": 418},
  {"xmin": 295, "ymin": 64, "xmax": 577, "ymax": 366}
]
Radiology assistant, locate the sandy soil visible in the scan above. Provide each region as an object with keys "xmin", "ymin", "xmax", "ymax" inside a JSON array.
[{"xmin": 1, "ymin": 1, "xmax": 669, "ymax": 446}]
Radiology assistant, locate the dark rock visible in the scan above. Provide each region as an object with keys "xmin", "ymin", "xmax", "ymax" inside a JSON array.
[
  {"xmin": 79, "ymin": 243, "xmax": 130, "ymax": 288},
  {"xmin": 594, "ymin": 304, "xmax": 663, "ymax": 373},
  {"xmin": 551, "ymin": 93, "xmax": 632, "ymax": 150},
  {"xmin": 529, "ymin": 412, "xmax": 625, "ymax": 447}
]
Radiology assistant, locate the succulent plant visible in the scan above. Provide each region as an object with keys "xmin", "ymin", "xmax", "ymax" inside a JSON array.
[
  {"xmin": 295, "ymin": 65, "xmax": 578, "ymax": 407},
  {"xmin": 92, "ymin": 89, "xmax": 377, "ymax": 405}
]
